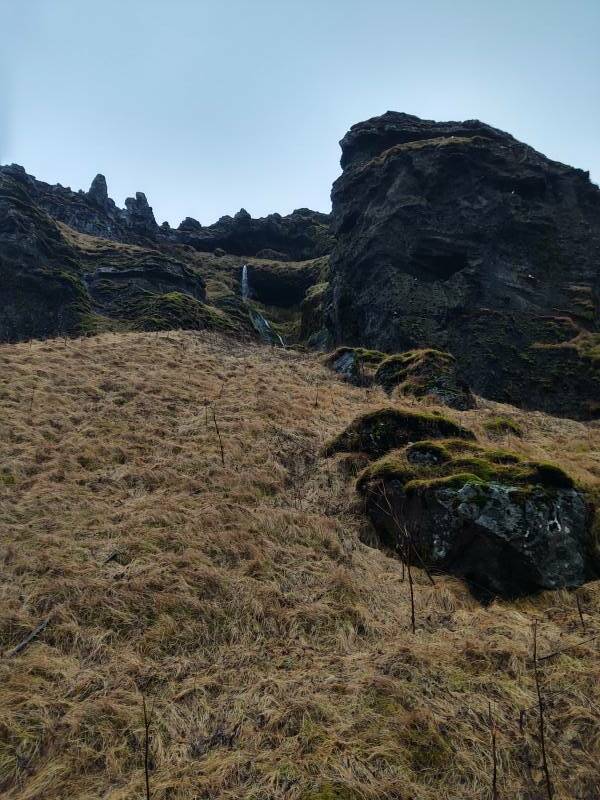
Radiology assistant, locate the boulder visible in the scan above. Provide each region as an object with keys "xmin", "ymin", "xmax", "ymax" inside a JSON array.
[
  {"xmin": 323, "ymin": 408, "xmax": 474, "ymax": 458},
  {"xmin": 323, "ymin": 346, "xmax": 386, "ymax": 385},
  {"xmin": 323, "ymin": 345, "xmax": 475, "ymax": 409},
  {"xmin": 357, "ymin": 439, "xmax": 596, "ymax": 599},
  {"xmin": 374, "ymin": 349, "xmax": 475, "ymax": 409},
  {"xmin": 327, "ymin": 111, "xmax": 600, "ymax": 418}
]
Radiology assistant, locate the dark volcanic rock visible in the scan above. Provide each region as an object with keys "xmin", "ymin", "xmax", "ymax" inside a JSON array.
[
  {"xmin": 171, "ymin": 206, "xmax": 333, "ymax": 261},
  {"xmin": 0, "ymin": 173, "xmax": 90, "ymax": 341},
  {"xmin": 323, "ymin": 407, "xmax": 474, "ymax": 458},
  {"xmin": 357, "ymin": 437, "xmax": 597, "ymax": 600},
  {"xmin": 0, "ymin": 164, "xmax": 333, "ymax": 260},
  {"xmin": 323, "ymin": 345, "xmax": 475, "ymax": 409},
  {"xmin": 0, "ymin": 170, "xmax": 220, "ymax": 342},
  {"xmin": 178, "ymin": 216, "xmax": 202, "ymax": 232},
  {"xmin": 124, "ymin": 192, "xmax": 157, "ymax": 238},
  {"xmin": 374, "ymin": 349, "xmax": 475, "ymax": 410},
  {"xmin": 327, "ymin": 111, "xmax": 600, "ymax": 418},
  {"xmin": 243, "ymin": 258, "xmax": 324, "ymax": 307},
  {"xmin": 87, "ymin": 173, "xmax": 110, "ymax": 209},
  {"xmin": 0, "ymin": 164, "xmax": 150, "ymax": 243}
]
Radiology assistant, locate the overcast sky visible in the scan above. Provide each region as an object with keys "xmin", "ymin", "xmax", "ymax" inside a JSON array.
[{"xmin": 1, "ymin": 1, "xmax": 598, "ymax": 226}]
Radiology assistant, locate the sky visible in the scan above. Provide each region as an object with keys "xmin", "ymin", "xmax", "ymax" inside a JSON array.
[{"xmin": 1, "ymin": 1, "xmax": 599, "ymax": 226}]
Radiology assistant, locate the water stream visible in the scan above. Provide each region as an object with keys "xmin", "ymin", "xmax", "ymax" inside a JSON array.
[{"xmin": 241, "ymin": 264, "xmax": 285, "ymax": 347}]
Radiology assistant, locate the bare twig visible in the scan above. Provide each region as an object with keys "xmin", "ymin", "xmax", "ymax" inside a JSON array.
[
  {"xmin": 6, "ymin": 616, "xmax": 51, "ymax": 657},
  {"xmin": 538, "ymin": 633, "xmax": 600, "ymax": 662},
  {"xmin": 575, "ymin": 592, "xmax": 586, "ymax": 633},
  {"xmin": 488, "ymin": 701, "xmax": 499, "ymax": 800},
  {"xmin": 406, "ymin": 536, "xmax": 416, "ymax": 634},
  {"xmin": 142, "ymin": 695, "xmax": 155, "ymax": 800},
  {"xmin": 212, "ymin": 407, "xmax": 225, "ymax": 467},
  {"xmin": 532, "ymin": 622, "xmax": 553, "ymax": 800},
  {"xmin": 375, "ymin": 484, "xmax": 436, "ymax": 586}
]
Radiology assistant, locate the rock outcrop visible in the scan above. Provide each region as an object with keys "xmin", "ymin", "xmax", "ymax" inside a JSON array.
[
  {"xmin": 0, "ymin": 170, "xmax": 255, "ymax": 341},
  {"xmin": 323, "ymin": 408, "xmax": 474, "ymax": 458},
  {"xmin": 355, "ymin": 436, "xmax": 597, "ymax": 600},
  {"xmin": 168, "ymin": 206, "xmax": 333, "ymax": 261},
  {"xmin": 242, "ymin": 257, "xmax": 326, "ymax": 307},
  {"xmin": 327, "ymin": 111, "xmax": 600, "ymax": 418},
  {"xmin": 324, "ymin": 408, "xmax": 597, "ymax": 599},
  {"xmin": 0, "ymin": 164, "xmax": 332, "ymax": 260},
  {"xmin": 0, "ymin": 171, "xmax": 90, "ymax": 341},
  {"xmin": 324, "ymin": 346, "xmax": 475, "ymax": 409}
]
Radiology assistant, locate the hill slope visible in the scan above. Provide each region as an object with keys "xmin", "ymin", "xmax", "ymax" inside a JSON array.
[{"xmin": 1, "ymin": 330, "xmax": 599, "ymax": 799}]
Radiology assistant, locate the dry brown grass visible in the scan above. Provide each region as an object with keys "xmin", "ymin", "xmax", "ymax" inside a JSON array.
[{"xmin": 1, "ymin": 330, "xmax": 599, "ymax": 800}]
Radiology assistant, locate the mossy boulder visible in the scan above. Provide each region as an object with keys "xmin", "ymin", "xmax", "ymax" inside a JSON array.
[
  {"xmin": 358, "ymin": 438, "xmax": 596, "ymax": 599},
  {"xmin": 323, "ymin": 346, "xmax": 475, "ymax": 408},
  {"xmin": 374, "ymin": 349, "xmax": 475, "ymax": 409},
  {"xmin": 323, "ymin": 346, "xmax": 387, "ymax": 384},
  {"xmin": 323, "ymin": 408, "xmax": 474, "ymax": 458}
]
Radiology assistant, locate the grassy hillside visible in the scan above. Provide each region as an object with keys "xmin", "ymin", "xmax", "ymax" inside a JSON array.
[{"xmin": 1, "ymin": 330, "xmax": 599, "ymax": 799}]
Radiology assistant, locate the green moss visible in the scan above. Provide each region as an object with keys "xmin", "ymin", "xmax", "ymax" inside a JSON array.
[
  {"xmin": 324, "ymin": 407, "xmax": 475, "ymax": 458},
  {"xmin": 374, "ymin": 348, "xmax": 454, "ymax": 391},
  {"xmin": 404, "ymin": 472, "xmax": 484, "ymax": 493},
  {"xmin": 127, "ymin": 292, "xmax": 239, "ymax": 334},
  {"xmin": 356, "ymin": 452, "xmax": 416, "ymax": 491},
  {"xmin": 324, "ymin": 346, "xmax": 387, "ymax": 368},
  {"xmin": 485, "ymin": 449, "xmax": 523, "ymax": 464},
  {"xmin": 405, "ymin": 440, "xmax": 450, "ymax": 463},
  {"xmin": 483, "ymin": 416, "xmax": 524, "ymax": 437},
  {"xmin": 358, "ymin": 436, "xmax": 576, "ymax": 497}
]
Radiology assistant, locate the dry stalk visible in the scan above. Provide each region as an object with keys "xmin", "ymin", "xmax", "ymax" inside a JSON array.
[
  {"xmin": 142, "ymin": 695, "xmax": 155, "ymax": 800},
  {"xmin": 488, "ymin": 700, "xmax": 499, "ymax": 800},
  {"xmin": 212, "ymin": 407, "xmax": 225, "ymax": 466},
  {"xmin": 532, "ymin": 621, "xmax": 553, "ymax": 800}
]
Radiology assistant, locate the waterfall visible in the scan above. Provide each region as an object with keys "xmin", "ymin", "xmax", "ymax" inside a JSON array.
[
  {"xmin": 241, "ymin": 264, "xmax": 250, "ymax": 300},
  {"xmin": 240, "ymin": 262, "xmax": 285, "ymax": 347}
]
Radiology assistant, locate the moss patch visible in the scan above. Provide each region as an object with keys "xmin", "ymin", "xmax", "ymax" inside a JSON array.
[
  {"xmin": 324, "ymin": 346, "xmax": 387, "ymax": 368},
  {"xmin": 324, "ymin": 408, "xmax": 475, "ymax": 459},
  {"xmin": 128, "ymin": 292, "xmax": 240, "ymax": 333},
  {"xmin": 358, "ymin": 437, "xmax": 575, "ymax": 495},
  {"xmin": 373, "ymin": 348, "xmax": 474, "ymax": 409}
]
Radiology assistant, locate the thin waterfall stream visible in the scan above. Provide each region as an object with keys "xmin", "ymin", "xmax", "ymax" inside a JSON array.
[{"xmin": 241, "ymin": 264, "xmax": 285, "ymax": 347}]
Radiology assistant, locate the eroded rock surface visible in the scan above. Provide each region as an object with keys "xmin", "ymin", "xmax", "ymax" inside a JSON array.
[
  {"xmin": 351, "ymin": 432, "xmax": 597, "ymax": 599},
  {"xmin": 327, "ymin": 111, "xmax": 600, "ymax": 418},
  {"xmin": 0, "ymin": 164, "xmax": 332, "ymax": 259}
]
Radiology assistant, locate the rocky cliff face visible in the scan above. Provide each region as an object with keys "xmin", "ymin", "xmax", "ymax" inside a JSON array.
[
  {"xmin": 0, "ymin": 164, "xmax": 332, "ymax": 260},
  {"xmin": 0, "ymin": 170, "xmax": 253, "ymax": 342},
  {"xmin": 327, "ymin": 112, "xmax": 600, "ymax": 418}
]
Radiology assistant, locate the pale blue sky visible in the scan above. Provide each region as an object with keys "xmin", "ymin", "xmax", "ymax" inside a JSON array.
[{"xmin": 1, "ymin": 1, "xmax": 598, "ymax": 225}]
